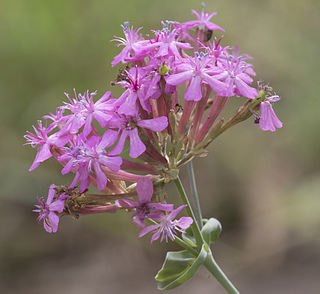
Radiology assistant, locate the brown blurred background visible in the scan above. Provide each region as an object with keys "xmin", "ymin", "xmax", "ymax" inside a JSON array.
[{"xmin": 1, "ymin": 0, "xmax": 320, "ymax": 293}]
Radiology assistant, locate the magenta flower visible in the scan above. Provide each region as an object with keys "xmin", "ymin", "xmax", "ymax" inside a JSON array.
[
  {"xmin": 25, "ymin": 120, "xmax": 72, "ymax": 171},
  {"xmin": 43, "ymin": 107, "xmax": 68, "ymax": 131},
  {"xmin": 114, "ymin": 67, "xmax": 151, "ymax": 116},
  {"xmin": 118, "ymin": 178, "xmax": 173, "ymax": 227},
  {"xmin": 108, "ymin": 114, "xmax": 168, "ymax": 158},
  {"xmin": 166, "ymin": 53, "xmax": 226, "ymax": 101},
  {"xmin": 259, "ymin": 95, "xmax": 283, "ymax": 132},
  {"xmin": 183, "ymin": 5, "xmax": 224, "ymax": 32},
  {"xmin": 152, "ymin": 25, "xmax": 192, "ymax": 59},
  {"xmin": 59, "ymin": 130, "xmax": 122, "ymax": 192},
  {"xmin": 62, "ymin": 90, "xmax": 116, "ymax": 136},
  {"xmin": 33, "ymin": 184, "xmax": 66, "ymax": 233},
  {"xmin": 139, "ymin": 205, "xmax": 193, "ymax": 243},
  {"xmin": 111, "ymin": 22, "xmax": 156, "ymax": 67},
  {"xmin": 215, "ymin": 51, "xmax": 258, "ymax": 99}
]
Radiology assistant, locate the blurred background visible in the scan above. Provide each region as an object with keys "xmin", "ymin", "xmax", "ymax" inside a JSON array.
[{"xmin": 1, "ymin": 0, "xmax": 319, "ymax": 293}]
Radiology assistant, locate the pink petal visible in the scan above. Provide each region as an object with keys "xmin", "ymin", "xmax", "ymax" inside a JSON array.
[
  {"xmin": 202, "ymin": 73, "xmax": 226, "ymax": 96},
  {"xmin": 168, "ymin": 205, "xmax": 187, "ymax": 220},
  {"xmin": 108, "ymin": 130, "xmax": 129, "ymax": 156},
  {"xmin": 234, "ymin": 78, "xmax": 258, "ymax": 99},
  {"xmin": 99, "ymin": 155, "xmax": 122, "ymax": 172},
  {"xmin": 93, "ymin": 162, "xmax": 107, "ymax": 191},
  {"xmin": 99, "ymin": 129, "xmax": 119, "ymax": 150},
  {"xmin": 48, "ymin": 212, "xmax": 59, "ymax": 233},
  {"xmin": 128, "ymin": 128, "xmax": 146, "ymax": 158},
  {"xmin": 185, "ymin": 75, "xmax": 202, "ymax": 101},
  {"xmin": 166, "ymin": 70, "xmax": 193, "ymax": 86},
  {"xmin": 49, "ymin": 199, "xmax": 65, "ymax": 213},
  {"xmin": 136, "ymin": 178, "xmax": 153, "ymax": 203},
  {"xmin": 139, "ymin": 224, "xmax": 159, "ymax": 237},
  {"xmin": 29, "ymin": 143, "xmax": 52, "ymax": 171},
  {"xmin": 176, "ymin": 217, "xmax": 193, "ymax": 229},
  {"xmin": 46, "ymin": 184, "xmax": 56, "ymax": 204},
  {"xmin": 136, "ymin": 116, "xmax": 168, "ymax": 132}
]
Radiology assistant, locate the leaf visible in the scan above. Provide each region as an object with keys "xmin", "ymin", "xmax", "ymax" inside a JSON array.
[
  {"xmin": 155, "ymin": 244, "xmax": 207, "ymax": 290},
  {"xmin": 201, "ymin": 218, "xmax": 222, "ymax": 244},
  {"xmin": 182, "ymin": 225, "xmax": 197, "ymax": 247}
]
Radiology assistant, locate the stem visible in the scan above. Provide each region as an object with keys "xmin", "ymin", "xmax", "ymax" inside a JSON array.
[
  {"xmin": 204, "ymin": 250, "xmax": 240, "ymax": 294},
  {"xmin": 186, "ymin": 160, "xmax": 203, "ymax": 229},
  {"xmin": 174, "ymin": 176, "xmax": 203, "ymax": 248},
  {"xmin": 174, "ymin": 236, "xmax": 198, "ymax": 256}
]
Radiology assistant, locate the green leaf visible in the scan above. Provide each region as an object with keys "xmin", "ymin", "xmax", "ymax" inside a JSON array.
[
  {"xmin": 201, "ymin": 218, "xmax": 222, "ymax": 244},
  {"xmin": 155, "ymin": 244, "xmax": 207, "ymax": 290},
  {"xmin": 182, "ymin": 225, "xmax": 197, "ymax": 247}
]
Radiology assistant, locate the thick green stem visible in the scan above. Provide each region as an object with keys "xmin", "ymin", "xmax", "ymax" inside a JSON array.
[
  {"xmin": 186, "ymin": 160, "xmax": 203, "ymax": 229},
  {"xmin": 174, "ymin": 176, "xmax": 204, "ymax": 248},
  {"xmin": 174, "ymin": 177, "xmax": 240, "ymax": 294},
  {"xmin": 204, "ymin": 250, "xmax": 240, "ymax": 294}
]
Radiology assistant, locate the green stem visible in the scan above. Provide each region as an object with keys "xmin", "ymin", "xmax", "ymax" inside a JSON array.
[
  {"xmin": 174, "ymin": 176, "xmax": 204, "ymax": 248},
  {"xmin": 204, "ymin": 250, "xmax": 240, "ymax": 294},
  {"xmin": 174, "ymin": 236, "xmax": 198, "ymax": 256},
  {"xmin": 186, "ymin": 160, "xmax": 203, "ymax": 229}
]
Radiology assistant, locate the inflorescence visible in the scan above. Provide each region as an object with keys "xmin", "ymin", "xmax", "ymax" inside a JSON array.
[{"xmin": 26, "ymin": 5, "xmax": 282, "ymax": 240}]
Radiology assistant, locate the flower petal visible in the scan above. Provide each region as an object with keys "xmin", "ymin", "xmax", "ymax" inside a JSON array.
[
  {"xmin": 128, "ymin": 128, "xmax": 146, "ymax": 158},
  {"xmin": 136, "ymin": 116, "xmax": 168, "ymax": 132},
  {"xmin": 136, "ymin": 178, "xmax": 153, "ymax": 203}
]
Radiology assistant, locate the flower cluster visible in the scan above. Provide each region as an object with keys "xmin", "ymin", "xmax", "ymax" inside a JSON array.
[{"xmin": 26, "ymin": 4, "xmax": 282, "ymax": 240}]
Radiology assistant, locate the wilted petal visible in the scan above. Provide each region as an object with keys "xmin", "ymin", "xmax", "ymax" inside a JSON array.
[
  {"xmin": 49, "ymin": 199, "xmax": 65, "ymax": 214},
  {"xmin": 48, "ymin": 212, "xmax": 59, "ymax": 233},
  {"xmin": 259, "ymin": 102, "xmax": 283, "ymax": 132},
  {"xmin": 46, "ymin": 184, "xmax": 56, "ymax": 204}
]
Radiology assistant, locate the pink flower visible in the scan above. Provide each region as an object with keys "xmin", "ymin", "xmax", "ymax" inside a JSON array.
[
  {"xmin": 183, "ymin": 4, "xmax": 224, "ymax": 32},
  {"xmin": 62, "ymin": 90, "xmax": 116, "ymax": 136},
  {"xmin": 25, "ymin": 121, "xmax": 72, "ymax": 171},
  {"xmin": 259, "ymin": 95, "xmax": 283, "ymax": 132},
  {"xmin": 117, "ymin": 178, "xmax": 173, "ymax": 227},
  {"xmin": 33, "ymin": 185, "xmax": 66, "ymax": 233},
  {"xmin": 139, "ymin": 205, "xmax": 193, "ymax": 243},
  {"xmin": 111, "ymin": 22, "xmax": 156, "ymax": 67},
  {"xmin": 59, "ymin": 130, "xmax": 122, "ymax": 192},
  {"xmin": 152, "ymin": 24, "xmax": 192, "ymax": 59},
  {"xmin": 166, "ymin": 53, "xmax": 226, "ymax": 100},
  {"xmin": 108, "ymin": 114, "xmax": 168, "ymax": 158},
  {"xmin": 214, "ymin": 52, "xmax": 258, "ymax": 99},
  {"xmin": 114, "ymin": 67, "xmax": 151, "ymax": 116}
]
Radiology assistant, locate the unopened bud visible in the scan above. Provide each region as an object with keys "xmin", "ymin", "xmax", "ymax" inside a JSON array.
[{"xmin": 159, "ymin": 65, "xmax": 169, "ymax": 75}]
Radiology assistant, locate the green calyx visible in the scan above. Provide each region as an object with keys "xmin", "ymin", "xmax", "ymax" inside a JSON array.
[{"xmin": 159, "ymin": 65, "xmax": 170, "ymax": 75}]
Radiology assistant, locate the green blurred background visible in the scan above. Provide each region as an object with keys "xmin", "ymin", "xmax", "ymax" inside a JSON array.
[{"xmin": 1, "ymin": 0, "xmax": 319, "ymax": 293}]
